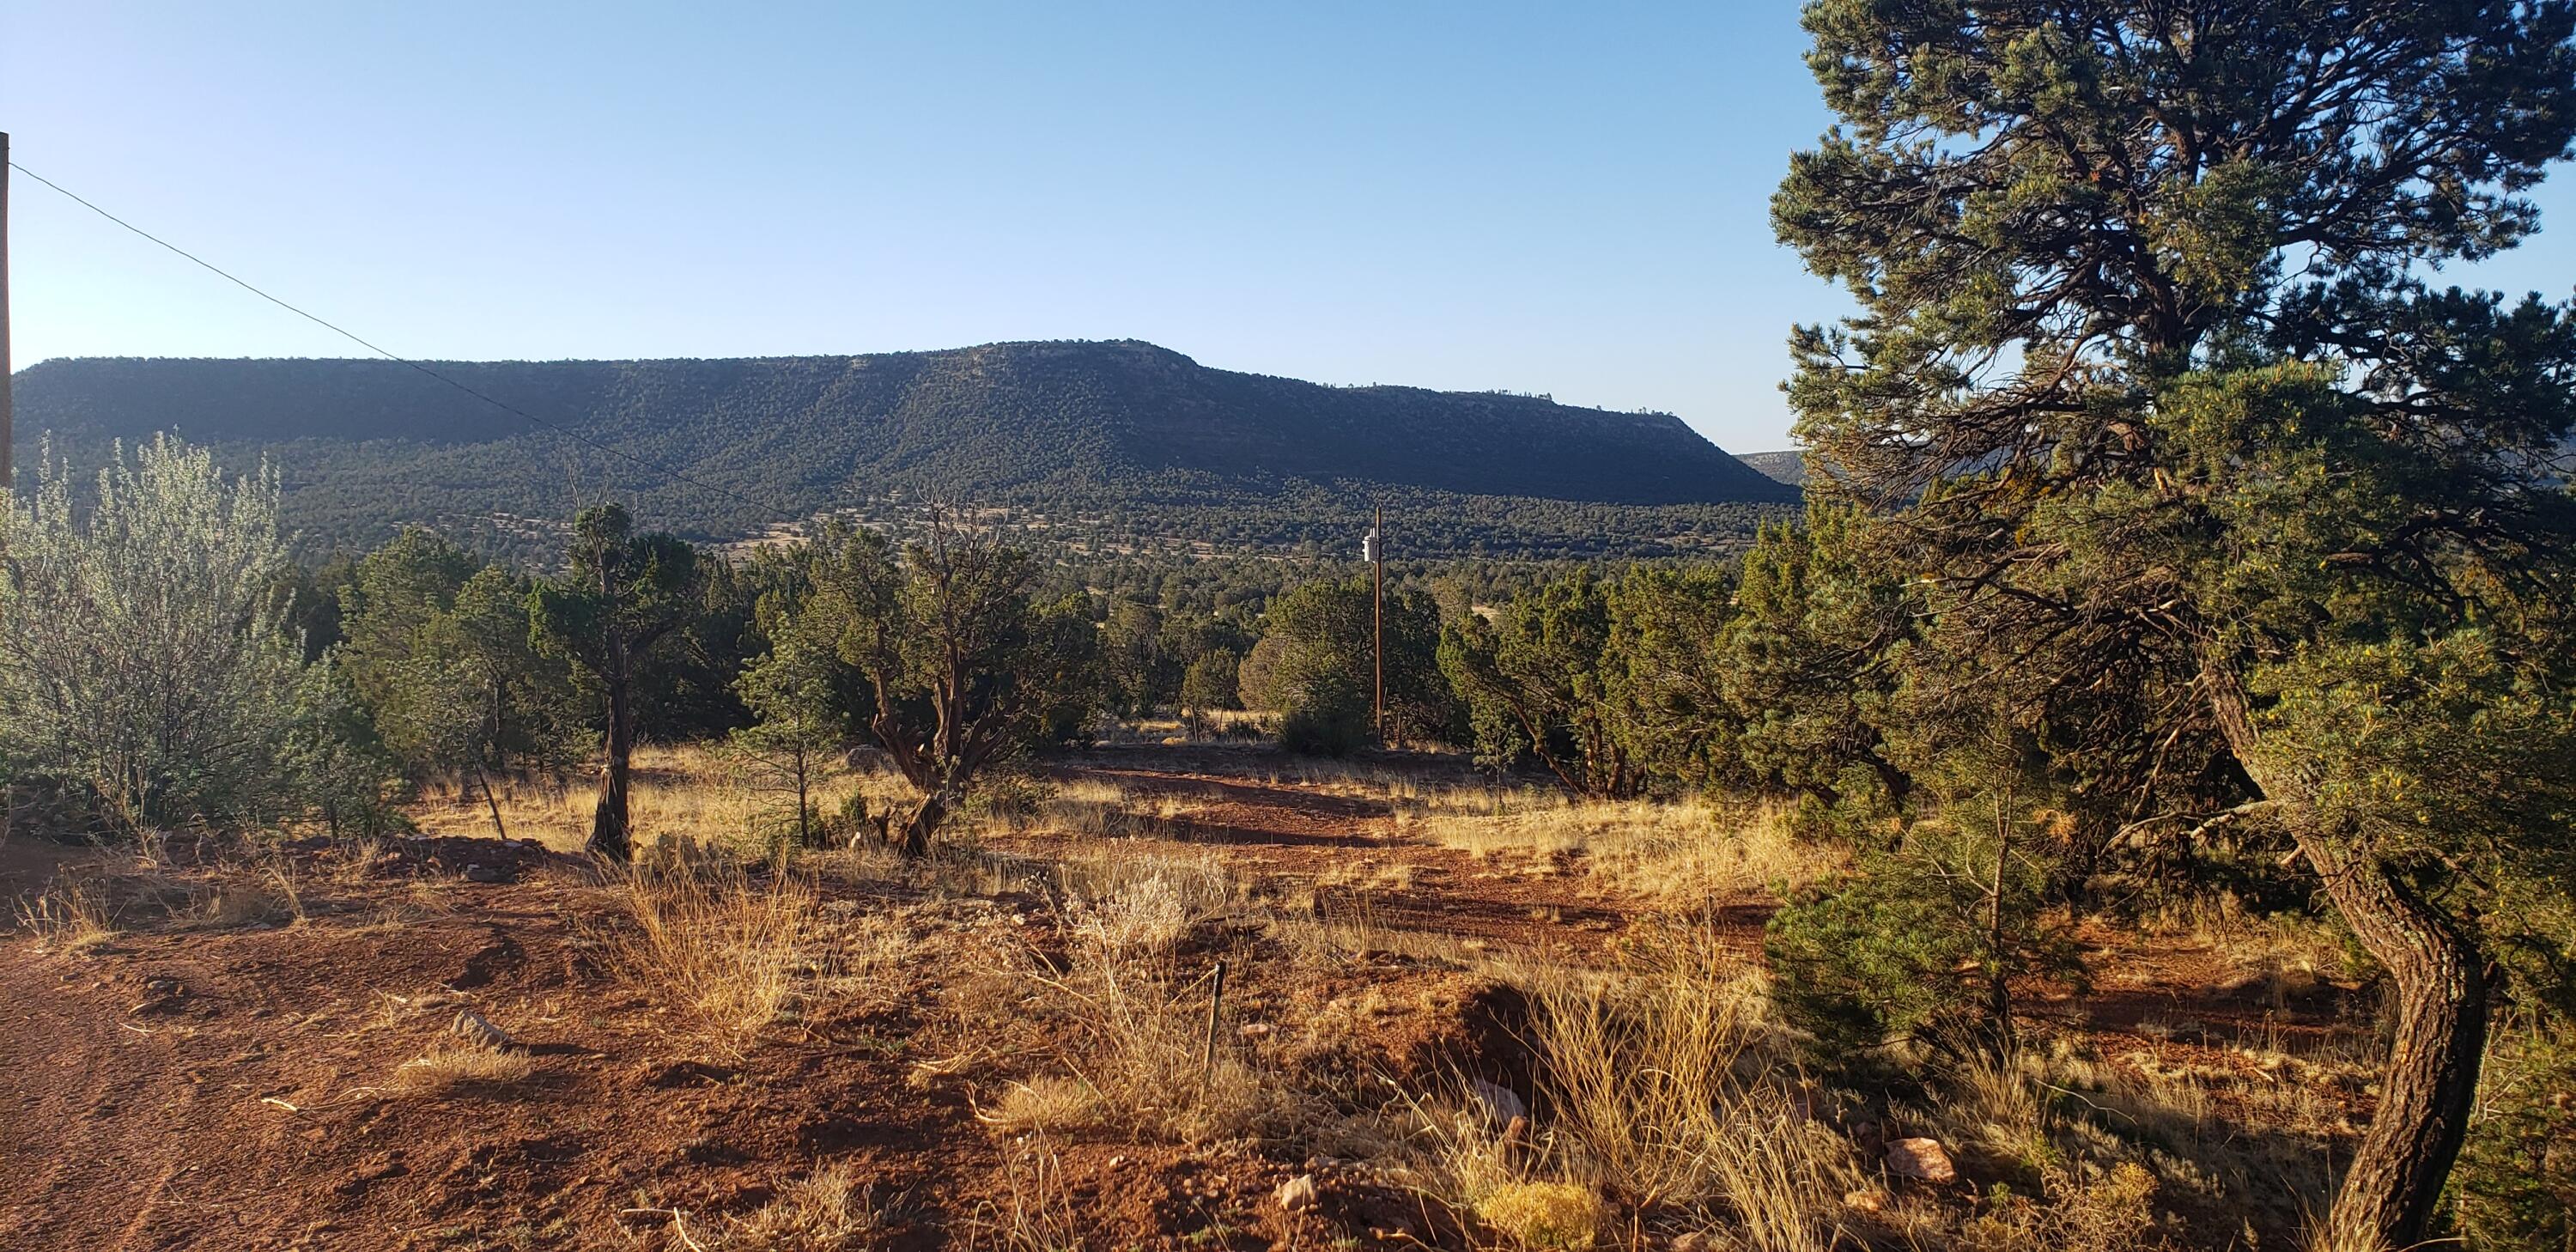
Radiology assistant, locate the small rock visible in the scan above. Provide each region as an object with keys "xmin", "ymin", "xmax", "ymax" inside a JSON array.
[
  {"xmin": 452, "ymin": 1008, "xmax": 514, "ymax": 1049},
  {"xmin": 1885, "ymin": 1137, "xmax": 1956, "ymax": 1184},
  {"xmin": 1843, "ymin": 1188, "xmax": 1887, "ymax": 1214},
  {"xmin": 1670, "ymin": 1233, "xmax": 1712, "ymax": 1252},
  {"xmin": 1467, "ymin": 1078, "xmax": 1528, "ymax": 1125},
  {"xmin": 1238, "ymin": 1022, "xmax": 1274, "ymax": 1038},
  {"xmin": 462, "ymin": 864, "xmax": 505, "ymax": 884},
  {"xmin": 1273, "ymin": 1174, "xmax": 1320, "ymax": 1212}
]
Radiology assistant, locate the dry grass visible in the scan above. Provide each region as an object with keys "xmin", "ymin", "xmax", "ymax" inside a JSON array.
[
  {"xmin": 604, "ymin": 864, "xmax": 828, "ymax": 1041},
  {"xmin": 966, "ymin": 864, "xmax": 1284, "ymax": 1145},
  {"xmin": 14, "ymin": 879, "xmax": 120, "ymax": 953},
  {"xmin": 416, "ymin": 744, "xmax": 920, "ymax": 855},
  {"xmin": 1399, "ymin": 793, "xmax": 1842, "ymax": 904},
  {"xmin": 392, "ymin": 1042, "xmax": 536, "ymax": 1097},
  {"xmin": 718, "ymin": 1164, "xmax": 891, "ymax": 1250},
  {"xmin": 185, "ymin": 866, "xmax": 304, "ymax": 928},
  {"xmin": 1527, "ymin": 925, "xmax": 1851, "ymax": 1251},
  {"xmin": 965, "ymin": 1141, "xmax": 1087, "ymax": 1252}
]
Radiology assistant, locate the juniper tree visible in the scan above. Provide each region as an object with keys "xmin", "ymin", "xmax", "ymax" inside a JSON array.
[
  {"xmin": 1776, "ymin": 2, "xmax": 2576, "ymax": 1240},
  {"xmin": 1439, "ymin": 570, "xmax": 1637, "ymax": 794},
  {"xmin": 804, "ymin": 515, "xmax": 1099, "ymax": 856},
  {"xmin": 530, "ymin": 504, "xmax": 703, "ymax": 861}
]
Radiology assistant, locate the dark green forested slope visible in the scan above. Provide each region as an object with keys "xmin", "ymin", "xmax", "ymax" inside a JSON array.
[{"xmin": 9, "ymin": 340, "xmax": 1795, "ymax": 560}]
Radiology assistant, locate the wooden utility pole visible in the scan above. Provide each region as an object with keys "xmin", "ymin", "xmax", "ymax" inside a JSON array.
[
  {"xmin": 1369, "ymin": 505, "xmax": 1385, "ymax": 749},
  {"xmin": 2, "ymin": 131, "xmax": 13, "ymax": 495}
]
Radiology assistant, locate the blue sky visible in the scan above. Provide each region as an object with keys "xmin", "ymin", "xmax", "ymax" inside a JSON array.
[{"xmin": 3, "ymin": 3, "xmax": 2572, "ymax": 454}]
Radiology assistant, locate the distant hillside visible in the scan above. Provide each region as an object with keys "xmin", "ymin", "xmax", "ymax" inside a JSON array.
[
  {"xmin": 9, "ymin": 340, "xmax": 1795, "ymax": 561},
  {"xmin": 1735, "ymin": 450, "xmax": 1807, "ymax": 487}
]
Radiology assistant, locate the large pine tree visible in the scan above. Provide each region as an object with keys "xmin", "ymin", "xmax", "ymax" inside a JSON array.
[{"xmin": 1775, "ymin": 3, "xmax": 2576, "ymax": 1243}]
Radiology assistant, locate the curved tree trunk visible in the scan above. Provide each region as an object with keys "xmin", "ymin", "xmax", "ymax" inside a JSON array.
[
  {"xmin": 2304, "ymin": 841, "xmax": 2488, "ymax": 1249},
  {"xmin": 2202, "ymin": 654, "xmax": 2485, "ymax": 1247}
]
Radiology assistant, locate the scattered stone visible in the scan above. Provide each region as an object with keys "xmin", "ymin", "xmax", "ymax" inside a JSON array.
[
  {"xmin": 462, "ymin": 864, "xmax": 506, "ymax": 884},
  {"xmin": 1273, "ymin": 1174, "xmax": 1320, "ymax": 1212},
  {"xmin": 1238, "ymin": 1022, "xmax": 1274, "ymax": 1038},
  {"xmin": 130, "ymin": 978, "xmax": 188, "ymax": 1015},
  {"xmin": 1843, "ymin": 1188, "xmax": 1888, "ymax": 1214},
  {"xmin": 1885, "ymin": 1137, "xmax": 1957, "ymax": 1184},
  {"xmin": 1467, "ymin": 1078, "xmax": 1528, "ymax": 1125},
  {"xmin": 451, "ymin": 1008, "xmax": 514, "ymax": 1049},
  {"xmin": 1670, "ymin": 1232, "xmax": 1713, "ymax": 1252}
]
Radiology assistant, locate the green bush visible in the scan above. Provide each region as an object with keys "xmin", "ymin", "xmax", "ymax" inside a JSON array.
[{"xmin": 1765, "ymin": 807, "xmax": 2083, "ymax": 1057}]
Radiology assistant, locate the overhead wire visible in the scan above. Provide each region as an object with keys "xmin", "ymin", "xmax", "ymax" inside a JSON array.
[{"xmin": 6, "ymin": 158, "xmax": 805, "ymax": 524}]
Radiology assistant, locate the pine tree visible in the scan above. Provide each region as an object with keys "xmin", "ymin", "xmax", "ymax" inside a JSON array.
[{"xmin": 1775, "ymin": 3, "xmax": 2576, "ymax": 1238}]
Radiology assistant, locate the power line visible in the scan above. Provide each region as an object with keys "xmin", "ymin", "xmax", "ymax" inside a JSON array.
[{"xmin": 6, "ymin": 158, "xmax": 805, "ymax": 525}]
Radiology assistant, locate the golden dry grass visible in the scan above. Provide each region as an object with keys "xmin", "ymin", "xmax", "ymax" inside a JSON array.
[
  {"xmin": 14, "ymin": 878, "xmax": 120, "ymax": 953},
  {"xmin": 392, "ymin": 1042, "xmax": 536, "ymax": 1097},
  {"xmin": 965, "ymin": 865, "xmax": 1284, "ymax": 1145},
  {"xmin": 718, "ymin": 1164, "xmax": 890, "ymax": 1250},
  {"xmin": 604, "ymin": 864, "xmax": 828, "ymax": 1042},
  {"xmin": 416, "ymin": 743, "xmax": 921, "ymax": 854},
  {"xmin": 1397, "ymin": 791, "xmax": 1843, "ymax": 904},
  {"xmin": 1526, "ymin": 925, "xmax": 1851, "ymax": 1251}
]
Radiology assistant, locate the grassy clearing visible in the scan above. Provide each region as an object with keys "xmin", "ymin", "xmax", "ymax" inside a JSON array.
[
  {"xmin": 1396, "ymin": 790, "xmax": 1843, "ymax": 904},
  {"xmin": 415, "ymin": 743, "xmax": 923, "ymax": 854}
]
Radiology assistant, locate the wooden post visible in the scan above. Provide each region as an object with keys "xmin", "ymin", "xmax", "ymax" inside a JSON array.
[
  {"xmin": 1202, "ymin": 959, "xmax": 1229, "ymax": 1078},
  {"xmin": 2, "ymin": 131, "xmax": 13, "ymax": 496}
]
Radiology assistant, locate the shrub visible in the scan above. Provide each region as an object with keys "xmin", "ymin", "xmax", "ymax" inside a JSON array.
[
  {"xmin": 1765, "ymin": 807, "xmax": 2083, "ymax": 1057},
  {"xmin": 0, "ymin": 435, "xmax": 397, "ymax": 835},
  {"xmin": 2452, "ymin": 1029, "xmax": 2576, "ymax": 1251}
]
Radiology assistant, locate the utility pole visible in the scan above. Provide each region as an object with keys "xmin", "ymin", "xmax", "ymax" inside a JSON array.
[
  {"xmin": 1366, "ymin": 505, "xmax": 1385, "ymax": 749},
  {"xmin": 2, "ymin": 131, "xmax": 12, "ymax": 496}
]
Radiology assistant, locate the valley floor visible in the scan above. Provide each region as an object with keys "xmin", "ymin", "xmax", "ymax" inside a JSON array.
[{"xmin": 1, "ymin": 745, "xmax": 2379, "ymax": 1250}]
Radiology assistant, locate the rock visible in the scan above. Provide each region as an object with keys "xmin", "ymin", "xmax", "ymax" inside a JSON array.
[
  {"xmin": 462, "ymin": 863, "xmax": 505, "ymax": 884},
  {"xmin": 1885, "ymin": 1137, "xmax": 1957, "ymax": 1184},
  {"xmin": 1670, "ymin": 1233, "xmax": 1712, "ymax": 1252},
  {"xmin": 1843, "ymin": 1188, "xmax": 1888, "ymax": 1214},
  {"xmin": 452, "ymin": 1008, "xmax": 515, "ymax": 1049},
  {"xmin": 1273, "ymin": 1174, "xmax": 1320, "ymax": 1212},
  {"xmin": 1467, "ymin": 1078, "xmax": 1529, "ymax": 1125},
  {"xmin": 1238, "ymin": 1022, "xmax": 1274, "ymax": 1038},
  {"xmin": 639, "ymin": 1059, "xmax": 738, "ymax": 1088}
]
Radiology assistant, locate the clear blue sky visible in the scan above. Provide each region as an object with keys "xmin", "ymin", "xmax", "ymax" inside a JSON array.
[{"xmin": 4, "ymin": 3, "xmax": 2572, "ymax": 454}]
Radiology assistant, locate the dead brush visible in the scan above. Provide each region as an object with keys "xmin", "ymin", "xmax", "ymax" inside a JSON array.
[
  {"xmin": 603, "ymin": 861, "xmax": 824, "ymax": 1042},
  {"xmin": 14, "ymin": 878, "xmax": 120, "ymax": 953},
  {"xmin": 964, "ymin": 1140, "xmax": 1087, "ymax": 1252},
  {"xmin": 1526, "ymin": 923, "xmax": 1853, "ymax": 1252},
  {"xmin": 185, "ymin": 865, "xmax": 305, "ymax": 928},
  {"xmin": 718, "ymin": 1164, "xmax": 892, "ymax": 1250},
  {"xmin": 974, "ymin": 869, "xmax": 1285, "ymax": 1144},
  {"xmin": 392, "ymin": 1042, "xmax": 537, "ymax": 1097}
]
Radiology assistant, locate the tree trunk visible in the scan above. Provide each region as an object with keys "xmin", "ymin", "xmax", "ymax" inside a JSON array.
[
  {"xmin": 473, "ymin": 763, "xmax": 509, "ymax": 841},
  {"xmin": 2306, "ymin": 841, "xmax": 2488, "ymax": 1249},
  {"xmin": 895, "ymin": 788, "xmax": 951, "ymax": 860},
  {"xmin": 588, "ymin": 642, "xmax": 635, "ymax": 861},
  {"xmin": 2202, "ymin": 654, "xmax": 2486, "ymax": 1248}
]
